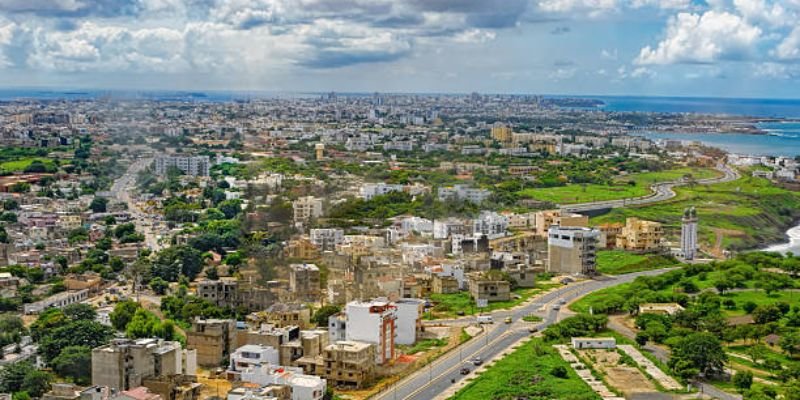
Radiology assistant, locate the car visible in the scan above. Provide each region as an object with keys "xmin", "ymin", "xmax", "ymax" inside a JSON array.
[
  {"xmin": 504, "ymin": 316, "xmax": 513, "ymax": 324},
  {"xmin": 471, "ymin": 357, "xmax": 483, "ymax": 366},
  {"xmin": 552, "ymin": 305, "xmax": 561, "ymax": 311},
  {"xmin": 460, "ymin": 367, "xmax": 471, "ymax": 375},
  {"xmin": 528, "ymin": 326, "xmax": 538, "ymax": 333},
  {"xmin": 558, "ymin": 298, "xmax": 567, "ymax": 305},
  {"xmin": 476, "ymin": 315, "xmax": 493, "ymax": 324}
]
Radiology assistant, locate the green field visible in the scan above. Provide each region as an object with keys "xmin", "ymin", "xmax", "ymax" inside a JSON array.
[
  {"xmin": 591, "ymin": 174, "xmax": 800, "ymax": 250},
  {"xmin": 0, "ymin": 158, "xmax": 56, "ymax": 173},
  {"xmin": 450, "ymin": 338, "xmax": 600, "ymax": 400},
  {"xmin": 426, "ymin": 283, "xmax": 560, "ymax": 319},
  {"xmin": 596, "ymin": 250, "xmax": 680, "ymax": 275},
  {"xmin": 517, "ymin": 167, "xmax": 719, "ymax": 205}
]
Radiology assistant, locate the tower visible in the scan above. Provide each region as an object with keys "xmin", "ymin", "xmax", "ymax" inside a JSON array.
[
  {"xmin": 681, "ymin": 207, "xmax": 698, "ymax": 260},
  {"xmin": 315, "ymin": 143, "xmax": 325, "ymax": 161}
]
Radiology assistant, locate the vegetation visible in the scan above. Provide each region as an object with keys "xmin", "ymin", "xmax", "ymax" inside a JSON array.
[
  {"xmin": 596, "ymin": 250, "xmax": 679, "ymax": 275},
  {"xmin": 426, "ymin": 287, "xmax": 543, "ymax": 319}
]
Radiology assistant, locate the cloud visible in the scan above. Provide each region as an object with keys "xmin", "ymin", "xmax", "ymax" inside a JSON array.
[
  {"xmin": 774, "ymin": 27, "xmax": 800, "ymax": 61},
  {"xmin": 296, "ymin": 20, "xmax": 413, "ymax": 68},
  {"xmin": 630, "ymin": 0, "xmax": 692, "ymax": 9},
  {"xmin": 537, "ymin": 0, "xmax": 619, "ymax": 16},
  {"xmin": 452, "ymin": 28, "xmax": 496, "ymax": 43},
  {"xmin": 635, "ymin": 11, "xmax": 761, "ymax": 65},
  {"xmin": 0, "ymin": 0, "xmax": 143, "ymax": 18},
  {"xmin": 754, "ymin": 62, "xmax": 799, "ymax": 79},
  {"xmin": 550, "ymin": 26, "xmax": 571, "ymax": 34},
  {"xmin": 732, "ymin": 0, "xmax": 792, "ymax": 26}
]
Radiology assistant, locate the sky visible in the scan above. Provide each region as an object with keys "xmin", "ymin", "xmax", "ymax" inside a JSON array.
[{"xmin": 0, "ymin": 0, "xmax": 799, "ymax": 98}]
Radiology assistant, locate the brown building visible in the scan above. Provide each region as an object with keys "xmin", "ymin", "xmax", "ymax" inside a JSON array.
[
  {"xmin": 597, "ymin": 223, "xmax": 624, "ymax": 249},
  {"xmin": 288, "ymin": 264, "xmax": 321, "ymax": 302},
  {"xmin": 616, "ymin": 218, "xmax": 663, "ymax": 252},
  {"xmin": 431, "ymin": 275, "xmax": 459, "ymax": 294},
  {"xmin": 315, "ymin": 341, "xmax": 376, "ymax": 389},
  {"xmin": 186, "ymin": 319, "xmax": 237, "ymax": 367},
  {"xmin": 534, "ymin": 210, "xmax": 588, "ymax": 238},
  {"xmin": 467, "ymin": 274, "xmax": 511, "ymax": 302}
]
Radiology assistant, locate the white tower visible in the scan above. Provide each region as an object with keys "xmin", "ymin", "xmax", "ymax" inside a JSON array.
[{"xmin": 681, "ymin": 207, "xmax": 698, "ymax": 260}]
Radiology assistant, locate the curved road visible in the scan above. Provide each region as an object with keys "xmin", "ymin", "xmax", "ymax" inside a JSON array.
[
  {"xmin": 370, "ymin": 268, "xmax": 676, "ymax": 400},
  {"xmin": 562, "ymin": 162, "xmax": 740, "ymax": 213}
]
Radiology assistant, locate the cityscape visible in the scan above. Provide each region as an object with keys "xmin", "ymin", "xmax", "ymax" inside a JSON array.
[{"xmin": 2, "ymin": 2, "xmax": 800, "ymax": 400}]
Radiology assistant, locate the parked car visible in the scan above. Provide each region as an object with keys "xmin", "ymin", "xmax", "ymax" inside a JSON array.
[
  {"xmin": 528, "ymin": 326, "xmax": 538, "ymax": 333},
  {"xmin": 460, "ymin": 367, "xmax": 471, "ymax": 375},
  {"xmin": 471, "ymin": 357, "xmax": 483, "ymax": 366},
  {"xmin": 476, "ymin": 315, "xmax": 493, "ymax": 324},
  {"xmin": 504, "ymin": 316, "xmax": 513, "ymax": 324}
]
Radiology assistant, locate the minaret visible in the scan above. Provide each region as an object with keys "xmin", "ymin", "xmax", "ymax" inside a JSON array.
[
  {"xmin": 315, "ymin": 143, "xmax": 325, "ymax": 161},
  {"xmin": 681, "ymin": 207, "xmax": 698, "ymax": 260}
]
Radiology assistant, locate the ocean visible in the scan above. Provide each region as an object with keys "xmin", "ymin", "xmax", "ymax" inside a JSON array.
[{"xmin": 638, "ymin": 122, "xmax": 800, "ymax": 157}]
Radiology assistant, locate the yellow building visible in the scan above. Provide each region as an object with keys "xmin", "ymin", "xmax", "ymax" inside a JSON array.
[
  {"xmin": 490, "ymin": 123, "xmax": 512, "ymax": 142},
  {"xmin": 616, "ymin": 218, "xmax": 663, "ymax": 252}
]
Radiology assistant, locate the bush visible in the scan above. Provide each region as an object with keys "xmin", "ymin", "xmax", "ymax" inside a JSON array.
[{"xmin": 550, "ymin": 365, "xmax": 569, "ymax": 378}]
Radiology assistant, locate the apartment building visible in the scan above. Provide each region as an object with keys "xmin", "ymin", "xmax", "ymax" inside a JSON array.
[
  {"xmin": 292, "ymin": 196, "xmax": 323, "ymax": 225},
  {"xmin": 547, "ymin": 226, "xmax": 600, "ymax": 276},
  {"xmin": 437, "ymin": 184, "xmax": 490, "ymax": 204},
  {"xmin": 240, "ymin": 364, "xmax": 326, "ymax": 400},
  {"xmin": 154, "ymin": 156, "xmax": 210, "ymax": 177},
  {"xmin": 616, "ymin": 218, "xmax": 663, "ymax": 252},
  {"xmin": 316, "ymin": 341, "xmax": 375, "ymax": 389},
  {"xmin": 468, "ymin": 274, "xmax": 511, "ymax": 302},
  {"xmin": 534, "ymin": 210, "xmax": 588, "ymax": 238},
  {"xmin": 227, "ymin": 344, "xmax": 280, "ymax": 380},
  {"xmin": 341, "ymin": 300, "xmax": 397, "ymax": 364},
  {"xmin": 309, "ymin": 229, "xmax": 344, "ymax": 252},
  {"xmin": 359, "ymin": 183, "xmax": 404, "ymax": 200},
  {"xmin": 185, "ymin": 319, "xmax": 237, "ymax": 367},
  {"xmin": 288, "ymin": 264, "xmax": 320, "ymax": 302},
  {"xmin": 91, "ymin": 339, "xmax": 197, "ymax": 392},
  {"xmin": 23, "ymin": 289, "xmax": 89, "ymax": 314}
]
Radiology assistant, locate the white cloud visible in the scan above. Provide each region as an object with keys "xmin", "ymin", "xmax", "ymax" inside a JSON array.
[
  {"xmin": 774, "ymin": 27, "xmax": 800, "ymax": 61},
  {"xmin": 630, "ymin": 0, "xmax": 692, "ymax": 10},
  {"xmin": 549, "ymin": 66, "xmax": 576, "ymax": 80},
  {"xmin": 733, "ymin": 0, "xmax": 792, "ymax": 26},
  {"xmin": 452, "ymin": 29, "xmax": 496, "ymax": 44},
  {"xmin": 754, "ymin": 62, "xmax": 799, "ymax": 79},
  {"xmin": 601, "ymin": 48, "xmax": 618, "ymax": 60},
  {"xmin": 635, "ymin": 11, "xmax": 761, "ymax": 65},
  {"xmin": 537, "ymin": 0, "xmax": 618, "ymax": 16}
]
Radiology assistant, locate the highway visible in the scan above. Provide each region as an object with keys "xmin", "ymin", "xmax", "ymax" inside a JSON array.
[
  {"xmin": 562, "ymin": 162, "xmax": 740, "ymax": 213},
  {"xmin": 370, "ymin": 268, "xmax": 676, "ymax": 400},
  {"xmin": 109, "ymin": 157, "xmax": 163, "ymax": 251}
]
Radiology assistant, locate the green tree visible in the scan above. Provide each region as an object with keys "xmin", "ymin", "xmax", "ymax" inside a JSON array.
[
  {"xmin": 110, "ymin": 300, "xmax": 141, "ymax": 331},
  {"xmin": 63, "ymin": 303, "xmax": 97, "ymax": 321},
  {"xmin": 152, "ymin": 245, "xmax": 203, "ymax": 281},
  {"xmin": 668, "ymin": 332, "xmax": 727, "ymax": 377},
  {"xmin": 733, "ymin": 370, "xmax": 753, "ymax": 391},
  {"xmin": 312, "ymin": 305, "xmax": 341, "ymax": 327},
  {"xmin": 781, "ymin": 333, "xmax": 800, "ymax": 357},
  {"xmin": 753, "ymin": 304, "xmax": 782, "ymax": 324},
  {"xmin": 150, "ymin": 277, "xmax": 169, "ymax": 295},
  {"xmin": 51, "ymin": 346, "xmax": 92, "ymax": 385},
  {"xmin": 89, "ymin": 196, "xmax": 108, "ymax": 213},
  {"xmin": 0, "ymin": 362, "xmax": 52, "ymax": 398},
  {"xmin": 550, "ymin": 365, "xmax": 569, "ymax": 378},
  {"xmin": 38, "ymin": 320, "xmax": 114, "ymax": 362}
]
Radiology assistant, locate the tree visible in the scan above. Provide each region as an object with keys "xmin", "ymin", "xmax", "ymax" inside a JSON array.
[
  {"xmin": 114, "ymin": 223, "xmax": 137, "ymax": 239},
  {"xmin": 63, "ymin": 303, "xmax": 97, "ymax": 321},
  {"xmin": 38, "ymin": 320, "xmax": 114, "ymax": 362},
  {"xmin": 551, "ymin": 365, "xmax": 569, "ymax": 378},
  {"xmin": 205, "ymin": 266, "xmax": 219, "ymax": 281},
  {"xmin": 0, "ymin": 362, "xmax": 52, "ymax": 398},
  {"xmin": 753, "ymin": 304, "xmax": 783, "ymax": 324},
  {"xmin": 743, "ymin": 301, "xmax": 758, "ymax": 314},
  {"xmin": 781, "ymin": 333, "xmax": 800, "ymax": 357},
  {"xmin": 312, "ymin": 305, "xmax": 341, "ymax": 327},
  {"xmin": 733, "ymin": 370, "xmax": 753, "ymax": 391},
  {"xmin": 0, "ymin": 226, "xmax": 8, "ymax": 243},
  {"xmin": 218, "ymin": 199, "xmax": 243, "ymax": 219},
  {"xmin": 3, "ymin": 199, "xmax": 19, "ymax": 210},
  {"xmin": 714, "ymin": 278, "xmax": 732, "ymax": 295},
  {"xmin": 51, "ymin": 346, "xmax": 92, "ymax": 385},
  {"xmin": 152, "ymin": 245, "xmax": 204, "ymax": 281},
  {"xmin": 149, "ymin": 277, "xmax": 169, "ymax": 295},
  {"xmin": 89, "ymin": 196, "xmax": 108, "ymax": 213},
  {"xmin": 110, "ymin": 300, "xmax": 141, "ymax": 331},
  {"xmin": 668, "ymin": 332, "xmax": 727, "ymax": 377}
]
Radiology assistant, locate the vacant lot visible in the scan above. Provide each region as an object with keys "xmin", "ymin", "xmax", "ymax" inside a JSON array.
[{"xmin": 596, "ymin": 250, "xmax": 679, "ymax": 275}]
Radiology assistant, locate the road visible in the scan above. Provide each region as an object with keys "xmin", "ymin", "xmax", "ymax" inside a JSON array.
[
  {"xmin": 371, "ymin": 268, "xmax": 676, "ymax": 400},
  {"xmin": 110, "ymin": 157, "xmax": 163, "ymax": 251},
  {"xmin": 562, "ymin": 162, "xmax": 740, "ymax": 213}
]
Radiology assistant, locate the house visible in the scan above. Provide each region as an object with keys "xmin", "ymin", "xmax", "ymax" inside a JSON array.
[
  {"xmin": 468, "ymin": 274, "xmax": 511, "ymax": 302},
  {"xmin": 638, "ymin": 303, "xmax": 685, "ymax": 316},
  {"xmin": 571, "ymin": 337, "xmax": 616, "ymax": 350},
  {"xmin": 186, "ymin": 319, "xmax": 237, "ymax": 367}
]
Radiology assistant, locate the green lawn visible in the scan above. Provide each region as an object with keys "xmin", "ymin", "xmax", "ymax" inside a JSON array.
[
  {"xmin": 596, "ymin": 250, "xmax": 679, "ymax": 275},
  {"xmin": 517, "ymin": 167, "xmax": 719, "ymax": 205},
  {"xmin": 397, "ymin": 338, "xmax": 448, "ymax": 355},
  {"xmin": 0, "ymin": 158, "xmax": 56, "ymax": 173},
  {"xmin": 450, "ymin": 338, "xmax": 600, "ymax": 400},
  {"xmin": 718, "ymin": 290, "xmax": 800, "ymax": 316},
  {"xmin": 591, "ymin": 174, "xmax": 800, "ymax": 250},
  {"xmin": 427, "ymin": 287, "xmax": 541, "ymax": 319}
]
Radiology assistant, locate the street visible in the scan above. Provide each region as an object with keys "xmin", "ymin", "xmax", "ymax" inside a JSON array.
[
  {"xmin": 371, "ymin": 268, "xmax": 676, "ymax": 400},
  {"xmin": 109, "ymin": 157, "xmax": 163, "ymax": 252}
]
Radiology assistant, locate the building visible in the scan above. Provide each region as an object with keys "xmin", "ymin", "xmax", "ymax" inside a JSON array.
[
  {"xmin": 113, "ymin": 387, "xmax": 162, "ymax": 400},
  {"xmin": 639, "ymin": 303, "xmax": 685, "ymax": 316},
  {"xmin": 571, "ymin": 337, "xmax": 617, "ymax": 350},
  {"xmin": 616, "ymin": 218, "xmax": 663, "ymax": 252},
  {"xmin": 359, "ymin": 183, "xmax": 404, "ymax": 200},
  {"xmin": 186, "ymin": 319, "xmax": 237, "ymax": 367},
  {"xmin": 196, "ymin": 278, "xmax": 273, "ymax": 311},
  {"xmin": 240, "ymin": 364, "xmax": 326, "ymax": 400},
  {"xmin": 468, "ymin": 274, "xmax": 511, "ymax": 302},
  {"xmin": 315, "ymin": 143, "xmax": 325, "ymax": 161},
  {"xmin": 547, "ymin": 226, "xmax": 599, "ymax": 276},
  {"xmin": 437, "ymin": 185, "xmax": 490, "ymax": 204},
  {"xmin": 292, "ymin": 197, "xmax": 323, "ymax": 225},
  {"xmin": 228, "ymin": 344, "xmax": 280, "ymax": 379},
  {"xmin": 681, "ymin": 207, "xmax": 698, "ymax": 260},
  {"xmin": 343, "ymin": 300, "xmax": 396, "ymax": 364},
  {"xmin": 490, "ymin": 123, "xmax": 512, "ymax": 142},
  {"xmin": 472, "ymin": 211, "xmax": 508, "ymax": 239},
  {"xmin": 393, "ymin": 299, "xmax": 424, "ymax": 346},
  {"xmin": 597, "ymin": 223, "xmax": 623, "ymax": 249},
  {"xmin": 91, "ymin": 338, "xmax": 197, "ymax": 392},
  {"xmin": 288, "ymin": 264, "xmax": 320, "ymax": 302},
  {"xmin": 154, "ymin": 156, "xmax": 210, "ymax": 177},
  {"xmin": 309, "ymin": 229, "xmax": 344, "ymax": 252},
  {"xmin": 317, "ymin": 341, "xmax": 375, "ymax": 389},
  {"xmin": 249, "ymin": 303, "xmax": 312, "ymax": 329},
  {"xmin": 534, "ymin": 210, "xmax": 588, "ymax": 238},
  {"xmin": 23, "ymin": 289, "xmax": 89, "ymax": 314}
]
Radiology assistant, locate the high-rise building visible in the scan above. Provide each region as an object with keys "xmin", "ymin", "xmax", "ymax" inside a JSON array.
[
  {"xmin": 154, "ymin": 156, "xmax": 210, "ymax": 177},
  {"xmin": 490, "ymin": 122, "xmax": 512, "ymax": 142},
  {"xmin": 547, "ymin": 226, "xmax": 600, "ymax": 275},
  {"xmin": 91, "ymin": 339, "xmax": 196, "ymax": 392},
  {"xmin": 292, "ymin": 196, "xmax": 323, "ymax": 224},
  {"xmin": 681, "ymin": 207, "xmax": 698, "ymax": 260}
]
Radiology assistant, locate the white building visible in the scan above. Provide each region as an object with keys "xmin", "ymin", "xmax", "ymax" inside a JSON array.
[
  {"xmin": 154, "ymin": 156, "xmax": 210, "ymax": 177},
  {"xmin": 680, "ymin": 207, "xmax": 698, "ymax": 260},
  {"xmin": 343, "ymin": 300, "xmax": 397, "ymax": 364},
  {"xmin": 292, "ymin": 196, "xmax": 323, "ymax": 224},
  {"xmin": 360, "ymin": 183, "xmax": 404, "ymax": 200},
  {"xmin": 309, "ymin": 228, "xmax": 344, "ymax": 251},
  {"xmin": 438, "ymin": 184, "xmax": 490, "ymax": 204},
  {"xmin": 24, "ymin": 289, "xmax": 89, "ymax": 314},
  {"xmin": 393, "ymin": 299, "xmax": 424, "ymax": 346},
  {"xmin": 397, "ymin": 216, "xmax": 433, "ymax": 235},
  {"xmin": 240, "ymin": 364, "xmax": 326, "ymax": 400},
  {"xmin": 473, "ymin": 211, "xmax": 508, "ymax": 239},
  {"xmin": 571, "ymin": 337, "xmax": 616, "ymax": 349},
  {"xmin": 426, "ymin": 263, "xmax": 466, "ymax": 289},
  {"xmin": 229, "ymin": 344, "xmax": 280, "ymax": 377}
]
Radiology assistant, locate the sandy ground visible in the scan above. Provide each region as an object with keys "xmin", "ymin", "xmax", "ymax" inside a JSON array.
[{"xmin": 580, "ymin": 349, "xmax": 657, "ymax": 395}]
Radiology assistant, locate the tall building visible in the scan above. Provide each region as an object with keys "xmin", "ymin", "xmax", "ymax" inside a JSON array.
[
  {"xmin": 681, "ymin": 207, "xmax": 698, "ymax": 260},
  {"xmin": 154, "ymin": 156, "xmax": 210, "ymax": 177},
  {"xmin": 342, "ymin": 300, "xmax": 397, "ymax": 364},
  {"xmin": 292, "ymin": 196, "xmax": 323, "ymax": 225},
  {"xmin": 185, "ymin": 319, "xmax": 237, "ymax": 367},
  {"xmin": 309, "ymin": 228, "xmax": 344, "ymax": 251},
  {"xmin": 91, "ymin": 339, "xmax": 196, "ymax": 392},
  {"xmin": 547, "ymin": 226, "xmax": 599, "ymax": 275},
  {"xmin": 315, "ymin": 143, "xmax": 325, "ymax": 161},
  {"xmin": 490, "ymin": 123, "xmax": 512, "ymax": 142},
  {"xmin": 616, "ymin": 218, "xmax": 663, "ymax": 252},
  {"xmin": 289, "ymin": 264, "xmax": 321, "ymax": 302}
]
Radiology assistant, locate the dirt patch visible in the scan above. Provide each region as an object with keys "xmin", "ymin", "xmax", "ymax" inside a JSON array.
[{"xmin": 580, "ymin": 349, "xmax": 656, "ymax": 395}]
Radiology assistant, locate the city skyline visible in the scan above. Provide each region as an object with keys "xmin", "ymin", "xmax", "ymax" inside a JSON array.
[{"xmin": 0, "ymin": 0, "xmax": 799, "ymax": 98}]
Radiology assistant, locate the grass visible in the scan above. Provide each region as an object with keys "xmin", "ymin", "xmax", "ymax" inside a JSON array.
[
  {"xmin": 596, "ymin": 250, "xmax": 679, "ymax": 275},
  {"xmin": 522, "ymin": 314, "xmax": 543, "ymax": 322},
  {"xmin": 450, "ymin": 338, "xmax": 600, "ymax": 400},
  {"xmin": 590, "ymin": 174, "xmax": 800, "ymax": 250},
  {"xmin": 0, "ymin": 158, "xmax": 56, "ymax": 173},
  {"xmin": 397, "ymin": 338, "xmax": 448, "ymax": 354},
  {"xmin": 718, "ymin": 290, "xmax": 800, "ymax": 316},
  {"xmin": 426, "ymin": 283, "xmax": 556, "ymax": 319},
  {"xmin": 517, "ymin": 167, "xmax": 719, "ymax": 205}
]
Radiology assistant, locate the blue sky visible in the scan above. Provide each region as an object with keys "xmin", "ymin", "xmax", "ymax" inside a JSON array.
[{"xmin": 0, "ymin": 0, "xmax": 799, "ymax": 98}]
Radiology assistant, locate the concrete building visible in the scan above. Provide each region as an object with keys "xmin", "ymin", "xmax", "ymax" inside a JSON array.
[
  {"xmin": 468, "ymin": 274, "xmax": 511, "ymax": 302},
  {"xmin": 437, "ymin": 184, "xmax": 490, "ymax": 204},
  {"xmin": 597, "ymin": 222, "xmax": 623, "ymax": 249},
  {"xmin": 571, "ymin": 337, "xmax": 616, "ymax": 350},
  {"xmin": 616, "ymin": 218, "xmax": 663, "ymax": 252},
  {"xmin": 472, "ymin": 211, "xmax": 508, "ymax": 239},
  {"xmin": 317, "ymin": 341, "xmax": 375, "ymax": 389},
  {"xmin": 228, "ymin": 344, "xmax": 280, "ymax": 379},
  {"xmin": 186, "ymin": 319, "xmax": 237, "ymax": 367},
  {"xmin": 547, "ymin": 226, "xmax": 599, "ymax": 276},
  {"xmin": 196, "ymin": 278, "xmax": 273, "ymax": 311},
  {"xmin": 534, "ymin": 210, "xmax": 588, "ymax": 238},
  {"xmin": 23, "ymin": 289, "xmax": 89, "ymax": 314},
  {"xmin": 292, "ymin": 196, "xmax": 323, "ymax": 225},
  {"xmin": 240, "ymin": 364, "xmax": 326, "ymax": 400},
  {"xmin": 154, "ymin": 156, "xmax": 210, "ymax": 177},
  {"xmin": 639, "ymin": 303, "xmax": 685, "ymax": 316},
  {"xmin": 91, "ymin": 338, "xmax": 197, "ymax": 392},
  {"xmin": 288, "ymin": 264, "xmax": 320, "ymax": 302},
  {"xmin": 309, "ymin": 229, "xmax": 344, "ymax": 252},
  {"xmin": 393, "ymin": 299, "xmax": 424, "ymax": 346},
  {"xmin": 343, "ymin": 300, "xmax": 397, "ymax": 364},
  {"xmin": 315, "ymin": 143, "xmax": 325, "ymax": 161},
  {"xmin": 359, "ymin": 183, "xmax": 404, "ymax": 200},
  {"xmin": 681, "ymin": 207, "xmax": 698, "ymax": 260},
  {"xmin": 490, "ymin": 122, "xmax": 512, "ymax": 142}
]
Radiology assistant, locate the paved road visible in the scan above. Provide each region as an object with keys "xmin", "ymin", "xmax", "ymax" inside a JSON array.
[
  {"xmin": 562, "ymin": 163, "xmax": 740, "ymax": 213},
  {"xmin": 371, "ymin": 268, "xmax": 676, "ymax": 400},
  {"xmin": 110, "ymin": 157, "xmax": 163, "ymax": 251}
]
